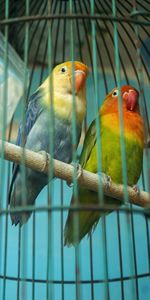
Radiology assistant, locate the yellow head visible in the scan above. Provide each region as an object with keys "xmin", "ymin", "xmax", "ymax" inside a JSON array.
[{"xmin": 41, "ymin": 61, "xmax": 89, "ymax": 123}]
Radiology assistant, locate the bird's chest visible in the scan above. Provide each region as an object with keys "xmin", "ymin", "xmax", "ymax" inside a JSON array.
[
  {"xmin": 53, "ymin": 119, "xmax": 73, "ymax": 163},
  {"xmin": 85, "ymin": 125, "xmax": 143, "ymax": 185},
  {"xmin": 101, "ymin": 127, "xmax": 143, "ymax": 185},
  {"xmin": 26, "ymin": 114, "xmax": 80, "ymax": 164}
]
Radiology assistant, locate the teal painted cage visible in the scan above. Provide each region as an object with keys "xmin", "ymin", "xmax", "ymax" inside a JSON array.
[{"xmin": 0, "ymin": 1, "xmax": 150, "ymax": 299}]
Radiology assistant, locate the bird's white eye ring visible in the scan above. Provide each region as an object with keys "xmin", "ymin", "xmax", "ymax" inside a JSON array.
[
  {"xmin": 112, "ymin": 89, "xmax": 119, "ymax": 97},
  {"xmin": 61, "ymin": 66, "xmax": 67, "ymax": 73}
]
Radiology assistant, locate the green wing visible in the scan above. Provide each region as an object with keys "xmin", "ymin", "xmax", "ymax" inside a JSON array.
[{"xmin": 79, "ymin": 119, "xmax": 97, "ymax": 168}]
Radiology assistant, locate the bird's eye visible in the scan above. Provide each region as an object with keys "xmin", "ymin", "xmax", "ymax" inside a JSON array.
[
  {"xmin": 61, "ymin": 66, "xmax": 67, "ymax": 73},
  {"xmin": 112, "ymin": 89, "xmax": 119, "ymax": 97}
]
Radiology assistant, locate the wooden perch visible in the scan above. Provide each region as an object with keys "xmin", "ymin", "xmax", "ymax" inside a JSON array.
[{"xmin": 0, "ymin": 139, "xmax": 150, "ymax": 209}]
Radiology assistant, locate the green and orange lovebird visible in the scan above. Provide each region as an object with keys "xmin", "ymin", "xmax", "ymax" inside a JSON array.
[
  {"xmin": 64, "ymin": 85, "xmax": 144, "ymax": 246},
  {"xmin": 9, "ymin": 61, "xmax": 89, "ymax": 225}
]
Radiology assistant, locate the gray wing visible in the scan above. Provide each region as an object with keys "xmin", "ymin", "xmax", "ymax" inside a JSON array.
[{"xmin": 8, "ymin": 89, "xmax": 44, "ymax": 204}]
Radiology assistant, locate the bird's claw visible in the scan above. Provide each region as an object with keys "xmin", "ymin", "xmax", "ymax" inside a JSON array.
[
  {"xmin": 75, "ymin": 163, "xmax": 83, "ymax": 180},
  {"xmin": 132, "ymin": 185, "xmax": 140, "ymax": 196},
  {"xmin": 67, "ymin": 181, "xmax": 73, "ymax": 187},
  {"xmin": 38, "ymin": 150, "xmax": 50, "ymax": 172},
  {"xmin": 67, "ymin": 163, "xmax": 83, "ymax": 187},
  {"xmin": 98, "ymin": 172, "xmax": 112, "ymax": 189}
]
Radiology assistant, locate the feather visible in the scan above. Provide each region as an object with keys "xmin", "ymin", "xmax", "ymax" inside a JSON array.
[
  {"xmin": 64, "ymin": 85, "xmax": 144, "ymax": 246},
  {"xmin": 8, "ymin": 61, "xmax": 89, "ymax": 225}
]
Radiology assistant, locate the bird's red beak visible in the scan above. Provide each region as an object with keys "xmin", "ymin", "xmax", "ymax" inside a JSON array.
[{"xmin": 123, "ymin": 89, "xmax": 139, "ymax": 111}]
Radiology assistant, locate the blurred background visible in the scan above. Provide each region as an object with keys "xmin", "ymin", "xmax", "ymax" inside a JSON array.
[{"xmin": 0, "ymin": 1, "xmax": 150, "ymax": 299}]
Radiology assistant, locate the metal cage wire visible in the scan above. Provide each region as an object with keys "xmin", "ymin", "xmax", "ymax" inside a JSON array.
[{"xmin": 0, "ymin": 0, "xmax": 150, "ymax": 300}]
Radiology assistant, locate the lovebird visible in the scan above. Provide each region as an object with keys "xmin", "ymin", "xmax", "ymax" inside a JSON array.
[
  {"xmin": 9, "ymin": 61, "xmax": 89, "ymax": 225},
  {"xmin": 64, "ymin": 85, "xmax": 144, "ymax": 246}
]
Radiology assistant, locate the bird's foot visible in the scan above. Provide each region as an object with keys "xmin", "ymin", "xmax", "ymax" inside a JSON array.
[
  {"xmin": 67, "ymin": 163, "xmax": 83, "ymax": 187},
  {"xmin": 98, "ymin": 172, "xmax": 112, "ymax": 189},
  {"xmin": 38, "ymin": 151, "xmax": 50, "ymax": 172},
  {"xmin": 132, "ymin": 185, "xmax": 140, "ymax": 196}
]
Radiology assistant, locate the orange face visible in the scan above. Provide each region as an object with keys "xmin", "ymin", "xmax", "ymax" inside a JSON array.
[
  {"xmin": 100, "ymin": 85, "xmax": 144, "ymax": 147},
  {"xmin": 100, "ymin": 85, "xmax": 140, "ymax": 116}
]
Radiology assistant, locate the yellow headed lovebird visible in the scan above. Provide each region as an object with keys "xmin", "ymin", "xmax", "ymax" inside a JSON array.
[
  {"xmin": 64, "ymin": 85, "xmax": 144, "ymax": 246},
  {"xmin": 9, "ymin": 61, "xmax": 89, "ymax": 225}
]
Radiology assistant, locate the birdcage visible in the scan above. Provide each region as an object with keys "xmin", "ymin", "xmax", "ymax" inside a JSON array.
[{"xmin": 0, "ymin": 0, "xmax": 150, "ymax": 299}]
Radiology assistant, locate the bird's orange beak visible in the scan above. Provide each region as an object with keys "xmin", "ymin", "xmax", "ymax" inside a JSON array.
[
  {"xmin": 74, "ymin": 70, "xmax": 87, "ymax": 92},
  {"xmin": 71, "ymin": 62, "xmax": 89, "ymax": 92},
  {"xmin": 123, "ymin": 89, "xmax": 139, "ymax": 111}
]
